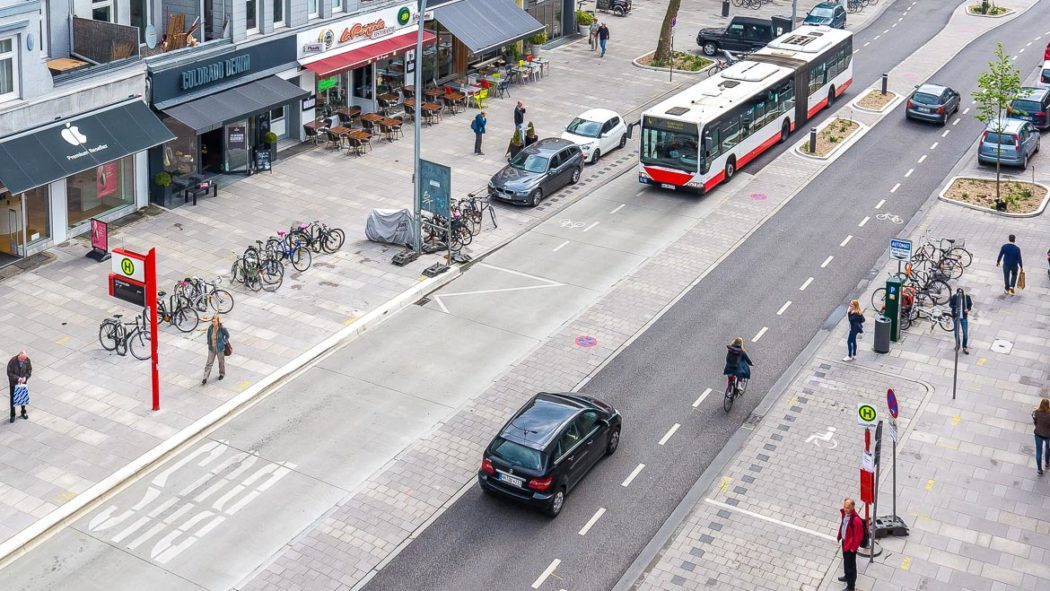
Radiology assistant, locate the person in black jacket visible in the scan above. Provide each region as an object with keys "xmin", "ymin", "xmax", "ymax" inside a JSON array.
[
  {"xmin": 7, "ymin": 351, "xmax": 31, "ymax": 422},
  {"xmin": 723, "ymin": 338, "xmax": 754, "ymax": 395},
  {"xmin": 845, "ymin": 300, "xmax": 865, "ymax": 361},
  {"xmin": 949, "ymin": 287, "xmax": 973, "ymax": 354}
]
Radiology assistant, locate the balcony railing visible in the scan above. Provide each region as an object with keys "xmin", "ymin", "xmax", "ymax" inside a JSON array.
[{"xmin": 72, "ymin": 17, "xmax": 141, "ymax": 64}]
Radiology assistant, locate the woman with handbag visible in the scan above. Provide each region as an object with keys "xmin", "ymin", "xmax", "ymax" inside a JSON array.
[
  {"xmin": 202, "ymin": 315, "xmax": 230, "ymax": 385},
  {"xmin": 845, "ymin": 300, "xmax": 865, "ymax": 361}
]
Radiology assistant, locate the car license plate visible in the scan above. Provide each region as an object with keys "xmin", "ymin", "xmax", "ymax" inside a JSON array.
[
  {"xmin": 660, "ymin": 183, "xmax": 676, "ymax": 190},
  {"xmin": 497, "ymin": 472, "xmax": 524, "ymax": 487},
  {"xmin": 919, "ymin": 107, "xmax": 930, "ymax": 113}
]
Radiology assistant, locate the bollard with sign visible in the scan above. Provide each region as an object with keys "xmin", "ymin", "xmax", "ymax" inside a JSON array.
[
  {"xmin": 109, "ymin": 247, "xmax": 160, "ymax": 411},
  {"xmin": 874, "ymin": 389, "xmax": 910, "ymax": 538}
]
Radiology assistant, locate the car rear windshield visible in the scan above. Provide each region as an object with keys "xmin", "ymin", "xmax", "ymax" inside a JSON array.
[
  {"xmin": 1043, "ymin": 69, "xmax": 1050, "ymax": 81},
  {"xmin": 490, "ymin": 438, "xmax": 543, "ymax": 470},
  {"xmin": 984, "ymin": 132, "xmax": 1016, "ymax": 145},
  {"xmin": 509, "ymin": 152, "xmax": 550, "ymax": 173},
  {"xmin": 911, "ymin": 92, "xmax": 941, "ymax": 105},
  {"xmin": 1011, "ymin": 100, "xmax": 1043, "ymax": 114},
  {"xmin": 565, "ymin": 117, "xmax": 602, "ymax": 138}
]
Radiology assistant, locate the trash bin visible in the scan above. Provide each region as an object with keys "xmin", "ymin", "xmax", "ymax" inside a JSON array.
[
  {"xmin": 722, "ymin": 0, "xmax": 730, "ymax": 17},
  {"xmin": 873, "ymin": 315, "xmax": 891, "ymax": 354}
]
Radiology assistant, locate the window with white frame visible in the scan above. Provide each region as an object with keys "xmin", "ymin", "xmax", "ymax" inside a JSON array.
[
  {"xmin": 273, "ymin": 0, "xmax": 284, "ymax": 26},
  {"xmin": 333, "ymin": 0, "xmax": 342, "ymax": 13},
  {"xmin": 0, "ymin": 37, "xmax": 17, "ymax": 102},
  {"xmin": 308, "ymin": 0, "xmax": 318, "ymax": 19},
  {"xmin": 91, "ymin": 0, "xmax": 113, "ymax": 22},
  {"xmin": 246, "ymin": 0, "xmax": 258, "ymax": 33}
]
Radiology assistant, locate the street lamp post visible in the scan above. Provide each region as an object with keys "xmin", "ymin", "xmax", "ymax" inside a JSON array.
[{"xmin": 413, "ymin": 0, "xmax": 428, "ymax": 255}]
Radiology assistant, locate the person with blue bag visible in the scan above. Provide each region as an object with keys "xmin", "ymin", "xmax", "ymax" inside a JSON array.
[{"xmin": 7, "ymin": 350, "xmax": 31, "ymax": 423}]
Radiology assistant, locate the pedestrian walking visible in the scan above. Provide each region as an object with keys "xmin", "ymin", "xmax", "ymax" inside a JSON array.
[
  {"xmin": 1034, "ymin": 399, "xmax": 1050, "ymax": 475},
  {"xmin": 514, "ymin": 101, "xmax": 526, "ymax": 137},
  {"xmin": 471, "ymin": 111, "xmax": 487, "ymax": 155},
  {"xmin": 996, "ymin": 234, "xmax": 1023, "ymax": 295},
  {"xmin": 7, "ymin": 350, "xmax": 30, "ymax": 423},
  {"xmin": 202, "ymin": 315, "xmax": 230, "ymax": 385},
  {"xmin": 949, "ymin": 287, "xmax": 973, "ymax": 354},
  {"xmin": 589, "ymin": 20, "xmax": 599, "ymax": 51},
  {"xmin": 844, "ymin": 300, "xmax": 864, "ymax": 361},
  {"xmin": 525, "ymin": 121, "xmax": 538, "ymax": 147},
  {"xmin": 598, "ymin": 23, "xmax": 610, "ymax": 58},
  {"xmin": 836, "ymin": 498, "xmax": 864, "ymax": 591}
]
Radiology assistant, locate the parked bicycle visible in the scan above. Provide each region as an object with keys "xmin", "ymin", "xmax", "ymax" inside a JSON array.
[
  {"xmin": 155, "ymin": 290, "xmax": 199, "ymax": 332},
  {"xmin": 266, "ymin": 229, "xmax": 312, "ymax": 272},
  {"xmin": 231, "ymin": 251, "xmax": 283, "ymax": 292},
  {"xmin": 98, "ymin": 313, "xmax": 151, "ymax": 360},
  {"xmin": 298, "ymin": 220, "xmax": 346, "ymax": 254},
  {"xmin": 175, "ymin": 276, "xmax": 235, "ymax": 314}
]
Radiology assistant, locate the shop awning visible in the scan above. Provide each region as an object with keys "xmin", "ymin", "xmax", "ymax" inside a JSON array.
[
  {"xmin": 0, "ymin": 100, "xmax": 174, "ymax": 196},
  {"xmin": 303, "ymin": 30, "xmax": 437, "ymax": 79},
  {"xmin": 433, "ymin": 0, "xmax": 545, "ymax": 55},
  {"xmin": 162, "ymin": 76, "xmax": 309, "ymax": 134}
]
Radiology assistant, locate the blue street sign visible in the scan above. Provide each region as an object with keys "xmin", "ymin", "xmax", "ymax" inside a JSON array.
[
  {"xmin": 889, "ymin": 239, "xmax": 912, "ymax": 262},
  {"xmin": 887, "ymin": 388, "xmax": 899, "ymax": 419}
]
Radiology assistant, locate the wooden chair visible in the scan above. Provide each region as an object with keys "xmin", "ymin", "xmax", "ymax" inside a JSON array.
[{"xmin": 389, "ymin": 116, "xmax": 405, "ymax": 139}]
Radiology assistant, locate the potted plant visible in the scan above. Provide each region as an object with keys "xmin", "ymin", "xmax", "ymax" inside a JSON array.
[
  {"xmin": 154, "ymin": 171, "xmax": 173, "ymax": 206},
  {"xmin": 528, "ymin": 31, "xmax": 548, "ymax": 57},
  {"xmin": 576, "ymin": 10, "xmax": 595, "ymax": 35}
]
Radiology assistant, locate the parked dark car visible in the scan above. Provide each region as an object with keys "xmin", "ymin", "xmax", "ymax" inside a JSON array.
[
  {"xmin": 594, "ymin": 0, "xmax": 631, "ymax": 16},
  {"xmin": 478, "ymin": 392, "xmax": 622, "ymax": 517},
  {"xmin": 697, "ymin": 16, "xmax": 778, "ymax": 57},
  {"xmin": 1008, "ymin": 86, "xmax": 1050, "ymax": 130},
  {"xmin": 978, "ymin": 117, "xmax": 1040, "ymax": 170},
  {"xmin": 904, "ymin": 83, "xmax": 961, "ymax": 125},
  {"xmin": 803, "ymin": 2, "xmax": 846, "ymax": 28},
  {"xmin": 488, "ymin": 138, "xmax": 584, "ymax": 207}
]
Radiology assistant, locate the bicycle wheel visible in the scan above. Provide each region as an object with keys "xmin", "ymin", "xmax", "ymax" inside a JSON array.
[
  {"xmin": 924, "ymin": 279, "xmax": 951, "ymax": 305},
  {"xmin": 937, "ymin": 312, "xmax": 955, "ymax": 332},
  {"xmin": 947, "ymin": 247, "xmax": 972, "ymax": 268},
  {"xmin": 899, "ymin": 307, "xmax": 912, "ymax": 331},
  {"xmin": 938, "ymin": 258, "xmax": 963, "ymax": 280},
  {"xmin": 731, "ymin": 0, "xmax": 745, "ymax": 6},
  {"xmin": 245, "ymin": 268, "xmax": 263, "ymax": 292},
  {"xmin": 261, "ymin": 258, "xmax": 284, "ymax": 292},
  {"xmin": 99, "ymin": 321, "xmax": 119, "ymax": 351},
  {"xmin": 323, "ymin": 228, "xmax": 345, "ymax": 253},
  {"xmin": 723, "ymin": 380, "xmax": 735, "ymax": 412},
  {"xmin": 172, "ymin": 300, "xmax": 199, "ymax": 332},
  {"xmin": 870, "ymin": 288, "xmax": 886, "ymax": 312},
  {"xmin": 209, "ymin": 289, "xmax": 235, "ymax": 314},
  {"xmin": 291, "ymin": 245, "xmax": 312, "ymax": 272},
  {"xmin": 128, "ymin": 329, "xmax": 152, "ymax": 360}
]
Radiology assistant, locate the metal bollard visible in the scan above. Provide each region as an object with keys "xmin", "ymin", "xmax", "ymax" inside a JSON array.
[
  {"xmin": 809, "ymin": 128, "xmax": 817, "ymax": 154},
  {"xmin": 722, "ymin": 0, "xmax": 730, "ymax": 17},
  {"xmin": 881, "ymin": 73, "xmax": 888, "ymax": 96}
]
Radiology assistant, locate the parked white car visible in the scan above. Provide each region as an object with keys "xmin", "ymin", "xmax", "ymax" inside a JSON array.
[{"xmin": 560, "ymin": 108, "xmax": 629, "ymax": 164}]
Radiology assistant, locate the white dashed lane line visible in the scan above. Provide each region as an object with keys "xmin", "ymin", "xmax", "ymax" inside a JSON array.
[
  {"xmin": 942, "ymin": 129, "xmax": 951, "ymax": 138},
  {"xmin": 776, "ymin": 301, "xmax": 792, "ymax": 316},
  {"xmin": 905, "ymin": 168, "xmax": 914, "ymax": 178},
  {"xmin": 891, "ymin": 183, "xmax": 900, "ymax": 193},
  {"xmin": 930, "ymin": 142, "xmax": 938, "ymax": 150},
  {"xmin": 875, "ymin": 199, "xmax": 885, "ymax": 209},
  {"xmin": 918, "ymin": 154, "xmax": 927, "ymax": 164},
  {"xmin": 840, "ymin": 235, "xmax": 853, "ymax": 247},
  {"xmin": 532, "ymin": 560, "xmax": 561, "ymax": 589},
  {"xmin": 962, "ymin": 107, "xmax": 970, "ymax": 115},
  {"xmin": 800, "ymin": 277, "xmax": 814, "ymax": 291},
  {"xmin": 610, "ymin": 204, "xmax": 626, "ymax": 214},
  {"xmin": 622, "ymin": 464, "xmax": 646, "ymax": 487},
  {"xmin": 752, "ymin": 327, "xmax": 769, "ymax": 342},
  {"xmin": 952, "ymin": 118, "xmax": 961, "ymax": 125},
  {"xmin": 658, "ymin": 424, "xmax": 681, "ymax": 446},
  {"xmin": 821, "ymin": 256, "xmax": 833, "ymax": 268},
  {"xmin": 693, "ymin": 388, "xmax": 712, "ymax": 408},
  {"xmin": 553, "ymin": 241, "xmax": 569, "ymax": 252},
  {"xmin": 578, "ymin": 508, "xmax": 606, "ymax": 536},
  {"xmin": 858, "ymin": 216, "xmax": 870, "ymax": 227},
  {"xmin": 583, "ymin": 221, "xmax": 600, "ymax": 232}
]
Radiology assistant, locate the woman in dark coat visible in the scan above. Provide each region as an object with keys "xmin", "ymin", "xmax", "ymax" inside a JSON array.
[
  {"xmin": 723, "ymin": 337, "xmax": 754, "ymax": 393},
  {"xmin": 845, "ymin": 299, "xmax": 865, "ymax": 361}
]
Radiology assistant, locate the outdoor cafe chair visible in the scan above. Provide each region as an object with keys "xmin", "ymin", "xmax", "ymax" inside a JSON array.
[
  {"xmin": 473, "ymin": 88, "xmax": 489, "ymax": 110},
  {"xmin": 390, "ymin": 116, "xmax": 405, "ymax": 139}
]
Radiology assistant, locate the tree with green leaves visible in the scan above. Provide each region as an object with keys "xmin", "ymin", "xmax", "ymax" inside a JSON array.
[
  {"xmin": 972, "ymin": 41, "xmax": 1023, "ymax": 208},
  {"xmin": 653, "ymin": 0, "xmax": 681, "ymax": 65}
]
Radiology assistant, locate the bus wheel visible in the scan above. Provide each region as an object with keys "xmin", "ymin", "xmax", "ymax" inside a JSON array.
[
  {"xmin": 827, "ymin": 86, "xmax": 836, "ymax": 108},
  {"xmin": 724, "ymin": 157, "xmax": 736, "ymax": 182},
  {"xmin": 779, "ymin": 120, "xmax": 790, "ymax": 143}
]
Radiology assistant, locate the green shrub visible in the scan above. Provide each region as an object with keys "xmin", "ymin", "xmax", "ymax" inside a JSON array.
[
  {"xmin": 576, "ymin": 10, "xmax": 595, "ymax": 26},
  {"xmin": 154, "ymin": 171, "xmax": 172, "ymax": 187},
  {"xmin": 529, "ymin": 32, "xmax": 548, "ymax": 45}
]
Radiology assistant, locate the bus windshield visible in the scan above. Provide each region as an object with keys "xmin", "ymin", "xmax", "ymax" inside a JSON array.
[{"xmin": 640, "ymin": 119, "xmax": 701, "ymax": 172}]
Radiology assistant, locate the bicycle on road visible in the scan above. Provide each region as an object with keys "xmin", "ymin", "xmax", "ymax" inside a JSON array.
[{"xmin": 724, "ymin": 375, "xmax": 749, "ymax": 412}]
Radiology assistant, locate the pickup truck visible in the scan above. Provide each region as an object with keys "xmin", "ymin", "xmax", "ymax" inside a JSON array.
[{"xmin": 696, "ymin": 16, "xmax": 779, "ymax": 57}]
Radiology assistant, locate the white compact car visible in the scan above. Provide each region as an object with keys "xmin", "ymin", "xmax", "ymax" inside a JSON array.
[{"xmin": 560, "ymin": 108, "xmax": 629, "ymax": 164}]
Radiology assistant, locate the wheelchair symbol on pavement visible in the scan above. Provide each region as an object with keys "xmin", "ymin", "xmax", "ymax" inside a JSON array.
[
  {"xmin": 806, "ymin": 426, "xmax": 838, "ymax": 449},
  {"xmin": 560, "ymin": 219, "xmax": 585, "ymax": 229}
]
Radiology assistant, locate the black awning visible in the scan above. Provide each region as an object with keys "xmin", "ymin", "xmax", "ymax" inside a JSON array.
[
  {"xmin": 434, "ymin": 0, "xmax": 545, "ymax": 55},
  {"xmin": 161, "ymin": 76, "xmax": 308, "ymax": 134},
  {"xmin": 0, "ymin": 100, "xmax": 174, "ymax": 196}
]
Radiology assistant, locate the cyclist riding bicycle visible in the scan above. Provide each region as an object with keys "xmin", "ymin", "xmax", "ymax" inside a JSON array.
[{"xmin": 723, "ymin": 337, "xmax": 754, "ymax": 394}]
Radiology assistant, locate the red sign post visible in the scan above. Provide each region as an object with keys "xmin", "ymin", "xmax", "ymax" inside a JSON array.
[{"xmin": 109, "ymin": 247, "xmax": 160, "ymax": 411}]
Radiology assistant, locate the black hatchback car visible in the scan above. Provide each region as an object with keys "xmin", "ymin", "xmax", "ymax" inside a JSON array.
[
  {"xmin": 478, "ymin": 392, "xmax": 622, "ymax": 517},
  {"xmin": 1008, "ymin": 87, "xmax": 1050, "ymax": 130},
  {"xmin": 905, "ymin": 83, "xmax": 960, "ymax": 125},
  {"xmin": 488, "ymin": 138, "xmax": 584, "ymax": 207}
]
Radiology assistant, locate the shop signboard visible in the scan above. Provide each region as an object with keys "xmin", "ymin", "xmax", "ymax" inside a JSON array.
[
  {"xmin": 302, "ymin": 94, "xmax": 317, "ymax": 111},
  {"xmin": 297, "ymin": 1, "xmax": 417, "ymax": 61},
  {"xmin": 317, "ymin": 77, "xmax": 338, "ymax": 91},
  {"xmin": 227, "ymin": 126, "xmax": 246, "ymax": 151},
  {"xmin": 86, "ymin": 218, "xmax": 110, "ymax": 262}
]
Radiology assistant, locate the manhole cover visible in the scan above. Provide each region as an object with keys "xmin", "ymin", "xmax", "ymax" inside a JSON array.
[
  {"xmin": 991, "ymin": 339, "xmax": 1013, "ymax": 354},
  {"xmin": 575, "ymin": 335, "xmax": 597, "ymax": 348}
]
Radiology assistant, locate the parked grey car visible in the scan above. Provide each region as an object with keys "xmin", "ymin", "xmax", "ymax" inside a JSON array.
[
  {"xmin": 978, "ymin": 118, "xmax": 1040, "ymax": 170},
  {"xmin": 905, "ymin": 83, "xmax": 960, "ymax": 125},
  {"xmin": 488, "ymin": 138, "xmax": 584, "ymax": 207}
]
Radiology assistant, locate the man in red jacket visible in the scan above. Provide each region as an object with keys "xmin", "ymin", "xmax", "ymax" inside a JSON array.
[{"xmin": 836, "ymin": 498, "xmax": 864, "ymax": 590}]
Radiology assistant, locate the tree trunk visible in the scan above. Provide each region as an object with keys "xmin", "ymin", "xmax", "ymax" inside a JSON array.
[
  {"xmin": 653, "ymin": 0, "xmax": 681, "ymax": 64},
  {"xmin": 995, "ymin": 107, "xmax": 1002, "ymax": 207}
]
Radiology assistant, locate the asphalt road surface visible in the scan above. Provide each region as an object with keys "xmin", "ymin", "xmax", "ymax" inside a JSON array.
[{"xmin": 363, "ymin": 4, "xmax": 1050, "ymax": 591}]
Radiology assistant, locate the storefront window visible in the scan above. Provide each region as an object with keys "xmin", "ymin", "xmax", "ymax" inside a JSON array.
[
  {"xmin": 66, "ymin": 155, "xmax": 134, "ymax": 229},
  {"xmin": 24, "ymin": 185, "xmax": 49, "ymax": 243},
  {"xmin": 527, "ymin": 0, "xmax": 562, "ymax": 40},
  {"xmin": 376, "ymin": 57, "xmax": 405, "ymax": 94},
  {"xmin": 423, "ymin": 22, "xmax": 454, "ymax": 81},
  {"xmin": 317, "ymin": 74, "xmax": 347, "ymax": 111},
  {"xmin": 161, "ymin": 118, "xmax": 200, "ymax": 181}
]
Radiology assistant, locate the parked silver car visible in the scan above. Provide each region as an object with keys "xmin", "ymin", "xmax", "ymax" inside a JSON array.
[
  {"xmin": 977, "ymin": 117, "xmax": 1040, "ymax": 170},
  {"xmin": 488, "ymin": 138, "xmax": 584, "ymax": 207},
  {"xmin": 905, "ymin": 83, "xmax": 960, "ymax": 125}
]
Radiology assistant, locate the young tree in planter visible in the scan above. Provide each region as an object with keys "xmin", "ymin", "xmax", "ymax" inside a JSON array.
[
  {"xmin": 653, "ymin": 0, "xmax": 681, "ymax": 65},
  {"xmin": 972, "ymin": 41, "xmax": 1023, "ymax": 209}
]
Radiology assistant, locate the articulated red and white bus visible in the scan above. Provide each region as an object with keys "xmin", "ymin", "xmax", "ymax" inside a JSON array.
[{"xmin": 638, "ymin": 25, "xmax": 853, "ymax": 193}]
